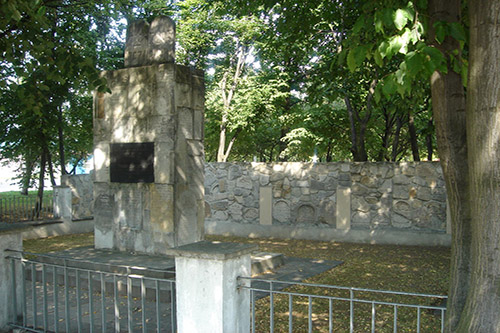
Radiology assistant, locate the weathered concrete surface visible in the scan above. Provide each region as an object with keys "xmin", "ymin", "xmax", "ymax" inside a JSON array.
[
  {"xmin": 93, "ymin": 17, "xmax": 205, "ymax": 255},
  {"xmin": 206, "ymin": 220, "xmax": 451, "ymax": 247},
  {"xmin": 171, "ymin": 241, "xmax": 256, "ymax": 333},
  {"xmin": 0, "ymin": 225, "xmax": 29, "ymax": 331}
]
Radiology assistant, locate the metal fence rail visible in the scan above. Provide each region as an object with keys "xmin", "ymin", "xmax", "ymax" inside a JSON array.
[
  {"xmin": 0, "ymin": 195, "xmax": 54, "ymax": 223},
  {"xmin": 5, "ymin": 250, "xmax": 177, "ymax": 333},
  {"xmin": 239, "ymin": 277, "xmax": 447, "ymax": 333}
]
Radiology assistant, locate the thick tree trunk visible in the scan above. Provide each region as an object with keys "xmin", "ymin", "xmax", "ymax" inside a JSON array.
[
  {"xmin": 457, "ymin": 0, "xmax": 500, "ymax": 331},
  {"xmin": 428, "ymin": 0, "xmax": 471, "ymax": 331}
]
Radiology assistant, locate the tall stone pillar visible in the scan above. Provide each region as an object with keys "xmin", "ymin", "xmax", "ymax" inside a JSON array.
[{"xmin": 93, "ymin": 16, "xmax": 205, "ymax": 254}]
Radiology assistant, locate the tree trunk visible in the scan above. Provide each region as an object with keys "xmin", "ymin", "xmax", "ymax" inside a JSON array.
[
  {"xmin": 216, "ymin": 45, "xmax": 248, "ymax": 162},
  {"xmin": 20, "ymin": 156, "xmax": 35, "ymax": 195},
  {"xmin": 428, "ymin": 0, "xmax": 471, "ymax": 331},
  {"xmin": 57, "ymin": 105, "xmax": 67, "ymax": 175},
  {"xmin": 408, "ymin": 110, "xmax": 420, "ymax": 161},
  {"xmin": 426, "ymin": 119, "xmax": 433, "ymax": 161},
  {"xmin": 391, "ymin": 114, "xmax": 402, "ymax": 162},
  {"xmin": 456, "ymin": 0, "xmax": 500, "ymax": 330},
  {"xmin": 35, "ymin": 150, "xmax": 47, "ymax": 219}
]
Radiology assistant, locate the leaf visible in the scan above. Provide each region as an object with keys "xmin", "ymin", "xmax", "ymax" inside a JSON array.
[
  {"xmin": 11, "ymin": 9, "xmax": 22, "ymax": 21},
  {"xmin": 347, "ymin": 46, "xmax": 367, "ymax": 72},
  {"xmin": 382, "ymin": 75, "xmax": 398, "ymax": 98},
  {"xmin": 378, "ymin": 41, "xmax": 390, "ymax": 58},
  {"xmin": 449, "ymin": 22, "xmax": 466, "ymax": 42},
  {"xmin": 434, "ymin": 22, "xmax": 446, "ymax": 44},
  {"xmin": 393, "ymin": 9, "xmax": 408, "ymax": 30},
  {"xmin": 374, "ymin": 51, "xmax": 383, "ymax": 67}
]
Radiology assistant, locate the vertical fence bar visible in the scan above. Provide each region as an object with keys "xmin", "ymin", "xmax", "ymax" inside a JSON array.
[
  {"xmin": 21, "ymin": 260, "xmax": 27, "ymax": 327},
  {"xmin": 101, "ymin": 273, "xmax": 106, "ymax": 333},
  {"xmin": 64, "ymin": 263, "xmax": 70, "ymax": 333},
  {"xmin": 171, "ymin": 281, "xmax": 176, "ymax": 332},
  {"xmin": 349, "ymin": 289, "xmax": 354, "ymax": 333},
  {"xmin": 42, "ymin": 265, "xmax": 48, "ymax": 331},
  {"xmin": 288, "ymin": 294, "xmax": 293, "ymax": 333},
  {"xmin": 270, "ymin": 281, "xmax": 274, "ymax": 333},
  {"xmin": 441, "ymin": 308, "xmax": 445, "ymax": 332},
  {"xmin": 308, "ymin": 296, "xmax": 312, "ymax": 333},
  {"xmin": 76, "ymin": 270, "xmax": 82, "ymax": 332},
  {"xmin": 393, "ymin": 305, "xmax": 398, "ymax": 333},
  {"xmin": 371, "ymin": 302, "xmax": 375, "ymax": 333},
  {"xmin": 127, "ymin": 275, "xmax": 132, "ymax": 333},
  {"xmin": 155, "ymin": 279, "xmax": 160, "ymax": 333},
  {"xmin": 89, "ymin": 271, "xmax": 94, "ymax": 333},
  {"xmin": 141, "ymin": 278, "xmax": 146, "ymax": 333},
  {"xmin": 31, "ymin": 262, "xmax": 37, "ymax": 329},
  {"xmin": 417, "ymin": 307, "xmax": 421, "ymax": 333},
  {"xmin": 53, "ymin": 266, "xmax": 59, "ymax": 333},
  {"xmin": 251, "ymin": 289, "xmax": 255, "ymax": 333},
  {"xmin": 10, "ymin": 259, "xmax": 17, "ymax": 325},
  {"xmin": 114, "ymin": 275, "xmax": 120, "ymax": 333},
  {"xmin": 329, "ymin": 298, "xmax": 333, "ymax": 333}
]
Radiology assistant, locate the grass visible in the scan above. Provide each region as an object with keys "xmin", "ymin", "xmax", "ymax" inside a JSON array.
[
  {"xmin": 0, "ymin": 190, "xmax": 53, "ymax": 198},
  {"xmin": 24, "ymin": 233, "xmax": 450, "ymax": 332}
]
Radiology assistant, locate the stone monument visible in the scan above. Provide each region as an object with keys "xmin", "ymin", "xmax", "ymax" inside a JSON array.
[{"xmin": 93, "ymin": 16, "xmax": 205, "ymax": 255}]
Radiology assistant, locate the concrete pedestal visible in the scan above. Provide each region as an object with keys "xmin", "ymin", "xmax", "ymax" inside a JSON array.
[
  {"xmin": 168, "ymin": 241, "xmax": 257, "ymax": 333},
  {"xmin": 0, "ymin": 224, "xmax": 31, "ymax": 331}
]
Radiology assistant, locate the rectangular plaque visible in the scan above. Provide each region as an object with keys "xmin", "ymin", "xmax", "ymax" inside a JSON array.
[{"xmin": 110, "ymin": 143, "xmax": 154, "ymax": 183}]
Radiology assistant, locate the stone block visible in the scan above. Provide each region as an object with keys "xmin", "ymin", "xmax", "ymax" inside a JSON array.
[
  {"xmin": 193, "ymin": 109, "xmax": 204, "ymax": 140},
  {"xmin": 336, "ymin": 186, "xmax": 351, "ymax": 230},
  {"xmin": 178, "ymin": 107, "xmax": 194, "ymax": 139},
  {"xmin": 296, "ymin": 204, "xmax": 315, "ymax": 224},
  {"xmin": 243, "ymin": 208, "xmax": 259, "ymax": 221},
  {"xmin": 259, "ymin": 186, "xmax": 272, "ymax": 225},
  {"xmin": 155, "ymin": 142, "xmax": 174, "ymax": 184},
  {"xmin": 175, "ymin": 83, "xmax": 192, "ymax": 108},
  {"xmin": 93, "ymin": 142, "xmax": 110, "ymax": 183},
  {"xmin": 259, "ymin": 175, "xmax": 270, "ymax": 186},
  {"xmin": 273, "ymin": 200, "xmax": 291, "ymax": 223},
  {"xmin": 124, "ymin": 16, "xmax": 175, "ymax": 67}
]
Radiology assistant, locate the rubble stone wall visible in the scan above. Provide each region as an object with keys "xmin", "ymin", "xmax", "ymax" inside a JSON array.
[
  {"xmin": 62, "ymin": 173, "xmax": 94, "ymax": 220},
  {"xmin": 204, "ymin": 162, "xmax": 447, "ymax": 232}
]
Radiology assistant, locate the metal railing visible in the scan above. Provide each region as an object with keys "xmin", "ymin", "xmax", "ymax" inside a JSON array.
[
  {"xmin": 5, "ymin": 250, "xmax": 176, "ymax": 332},
  {"xmin": 0, "ymin": 195, "xmax": 54, "ymax": 223},
  {"xmin": 239, "ymin": 277, "xmax": 447, "ymax": 333}
]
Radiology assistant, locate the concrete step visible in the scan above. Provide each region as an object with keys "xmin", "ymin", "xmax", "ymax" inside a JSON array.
[
  {"xmin": 28, "ymin": 246, "xmax": 284, "ymax": 278},
  {"xmin": 251, "ymin": 252, "xmax": 285, "ymax": 276}
]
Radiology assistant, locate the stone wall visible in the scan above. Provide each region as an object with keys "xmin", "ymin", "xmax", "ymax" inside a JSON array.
[
  {"xmin": 204, "ymin": 162, "xmax": 447, "ymax": 232},
  {"xmin": 62, "ymin": 174, "xmax": 93, "ymax": 220}
]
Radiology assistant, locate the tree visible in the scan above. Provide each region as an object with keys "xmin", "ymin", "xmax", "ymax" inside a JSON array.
[
  {"xmin": 455, "ymin": 0, "xmax": 500, "ymax": 330},
  {"xmin": 427, "ymin": 0, "xmax": 470, "ymax": 330}
]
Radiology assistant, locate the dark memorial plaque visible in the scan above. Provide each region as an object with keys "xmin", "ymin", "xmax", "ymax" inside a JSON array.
[{"xmin": 110, "ymin": 143, "xmax": 155, "ymax": 183}]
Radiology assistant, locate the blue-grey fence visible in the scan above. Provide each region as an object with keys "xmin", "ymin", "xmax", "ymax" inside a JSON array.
[
  {"xmin": 5, "ymin": 250, "xmax": 176, "ymax": 332},
  {"xmin": 239, "ymin": 277, "xmax": 447, "ymax": 333},
  {"xmin": 0, "ymin": 195, "xmax": 54, "ymax": 223}
]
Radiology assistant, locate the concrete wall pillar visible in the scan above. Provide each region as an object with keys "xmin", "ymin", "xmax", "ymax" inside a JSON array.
[
  {"xmin": 259, "ymin": 186, "xmax": 272, "ymax": 225},
  {"xmin": 168, "ymin": 241, "xmax": 257, "ymax": 333},
  {"xmin": 53, "ymin": 186, "xmax": 72, "ymax": 220},
  {"xmin": 0, "ymin": 227, "xmax": 28, "ymax": 331},
  {"xmin": 336, "ymin": 185, "xmax": 351, "ymax": 230}
]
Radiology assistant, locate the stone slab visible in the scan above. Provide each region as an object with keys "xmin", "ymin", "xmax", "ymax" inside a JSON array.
[
  {"xmin": 251, "ymin": 252, "xmax": 284, "ymax": 275},
  {"xmin": 166, "ymin": 240, "xmax": 258, "ymax": 260}
]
